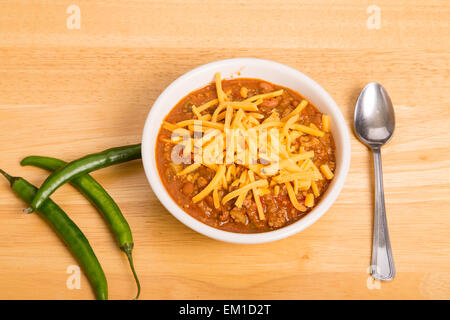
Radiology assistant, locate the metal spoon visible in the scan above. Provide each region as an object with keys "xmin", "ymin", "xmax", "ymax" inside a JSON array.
[{"xmin": 354, "ymin": 82, "xmax": 396, "ymax": 281}]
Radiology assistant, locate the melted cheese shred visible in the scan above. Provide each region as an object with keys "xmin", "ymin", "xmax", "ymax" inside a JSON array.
[
  {"xmin": 192, "ymin": 165, "xmax": 226, "ymax": 203},
  {"xmin": 285, "ymin": 182, "xmax": 306, "ymax": 212},
  {"xmin": 163, "ymin": 72, "xmax": 334, "ymax": 221},
  {"xmin": 222, "ymin": 179, "xmax": 268, "ymax": 205},
  {"xmin": 248, "ymin": 170, "xmax": 265, "ymax": 220}
]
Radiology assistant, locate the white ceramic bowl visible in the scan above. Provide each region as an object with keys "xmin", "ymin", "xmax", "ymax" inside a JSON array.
[{"xmin": 142, "ymin": 58, "xmax": 351, "ymax": 244}]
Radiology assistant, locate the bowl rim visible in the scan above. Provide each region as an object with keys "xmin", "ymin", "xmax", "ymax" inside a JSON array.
[{"xmin": 142, "ymin": 58, "xmax": 351, "ymax": 244}]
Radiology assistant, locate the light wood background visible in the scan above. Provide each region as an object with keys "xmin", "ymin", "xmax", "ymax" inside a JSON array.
[{"xmin": 0, "ymin": 0, "xmax": 449, "ymax": 300}]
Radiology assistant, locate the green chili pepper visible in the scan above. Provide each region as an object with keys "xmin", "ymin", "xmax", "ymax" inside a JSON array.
[
  {"xmin": 27, "ymin": 144, "xmax": 141, "ymax": 212},
  {"xmin": 21, "ymin": 156, "xmax": 140, "ymax": 300},
  {"xmin": 0, "ymin": 169, "xmax": 108, "ymax": 300}
]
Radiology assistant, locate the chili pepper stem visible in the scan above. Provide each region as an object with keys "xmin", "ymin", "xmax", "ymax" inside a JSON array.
[
  {"xmin": 123, "ymin": 244, "xmax": 141, "ymax": 300},
  {"xmin": 0, "ymin": 169, "xmax": 14, "ymax": 185},
  {"xmin": 1, "ymin": 170, "xmax": 35, "ymax": 214}
]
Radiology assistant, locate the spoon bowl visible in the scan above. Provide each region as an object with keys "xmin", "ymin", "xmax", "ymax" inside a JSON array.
[{"xmin": 354, "ymin": 82, "xmax": 395, "ymax": 148}]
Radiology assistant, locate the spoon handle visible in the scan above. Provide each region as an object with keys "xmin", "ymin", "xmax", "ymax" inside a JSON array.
[{"xmin": 371, "ymin": 147, "xmax": 396, "ymax": 281}]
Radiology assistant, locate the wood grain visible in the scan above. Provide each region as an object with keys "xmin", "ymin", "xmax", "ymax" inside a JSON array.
[{"xmin": 0, "ymin": 0, "xmax": 449, "ymax": 300}]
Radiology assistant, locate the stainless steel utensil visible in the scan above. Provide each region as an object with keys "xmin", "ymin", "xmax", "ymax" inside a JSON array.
[{"xmin": 354, "ymin": 82, "xmax": 396, "ymax": 281}]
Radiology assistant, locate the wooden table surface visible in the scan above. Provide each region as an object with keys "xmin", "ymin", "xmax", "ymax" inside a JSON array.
[{"xmin": 0, "ymin": 0, "xmax": 449, "ymax": 300}]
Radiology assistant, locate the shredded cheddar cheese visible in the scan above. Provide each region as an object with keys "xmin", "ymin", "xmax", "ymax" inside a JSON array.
[
  {"xmin": 222, "ymin": 179, "xmax": 268, "ymax": 205},
  {"xmin": 177, "ymin": 163, "xmax": 201, "ymax": 176},
  {"xmin": 311, "ymin": 180, "xmax": 320, "ymax": 197},
  {"xmin": 243, "ymin": 89, "xmax": 284, "ymax": 103},
  {"xmin": 320, "ymin": 164, "xmax": 334, "ymax": 180},
  {"xmin": 280, "ymin": 100, "xmax": 308, "ymax": 122},
  {"xmin": 291, "ymin": 124, "xmax": 325, "ymax": 137},
  {"xmin": 248, "ymin": 170, "xmax": 265, "ymax": 220},
  {"xmin": 163, "ymin": 73, "xmax": 334, "ymax": 221},
  {"xmin": 213, "ymin": 187, "xmax": 220, "ymax": 209},
  {"xmin": 192, "ymin": 165, "xmax": 226, "ymax": 203},
  {"xmin": 305, "ymin": 193, "xmax": 314, "ymax": 207},
  {"xmin": 322, "ymin": 114, "xmax": 330, "ymax": 132},
  {"xmin": 285, "ymin": 182, "xmax": 306, "ymax": 212}
]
